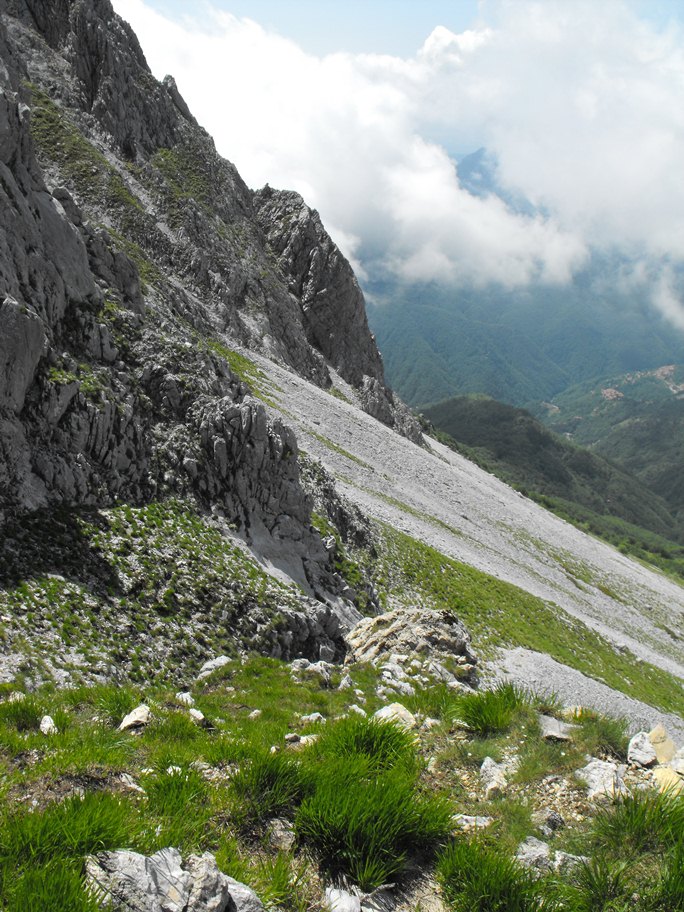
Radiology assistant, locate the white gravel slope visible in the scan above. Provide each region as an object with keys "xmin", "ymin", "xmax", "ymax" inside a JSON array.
[
  {"xmin": 488, "ymin": 647, "xmax": 684, "ymax": 741},
  {"xmin": 254, "ymin": 354, "xmax": 684, "ymax": 685}
]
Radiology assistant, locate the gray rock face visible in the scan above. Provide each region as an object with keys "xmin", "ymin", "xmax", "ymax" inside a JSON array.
[
  {"xmin": 0, "ymin": 0, "xmax": 417, "ymax": 594},
  {"xmin": 253, "ymin": 187, "xmax": 384, "ymax": 389},
  {"xmin": 254, "ymin": 187, "xmax": 421, "ymax": 441},
  {"xmin": 0, "ymin": 0, "xmax": 372, "ymax": 658},
  {"xmin": 85, "ymin": 847, "xmax": 261, "ymax": 912}
]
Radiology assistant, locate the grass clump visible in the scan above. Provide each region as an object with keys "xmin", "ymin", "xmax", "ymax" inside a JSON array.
[
  {"xmin": 0, "ymin": 791, "xmax": 139, "ymax": 867},
  {"xmin": 0, "ymin": 695, "xmax": 42, "ymax": 732},
  {"xmin": 231, "ymin": 750, "xmax": 313, "ymax": 826},
  {"xmin": 573, "ymin": 710, "xmax": 628, "ymax": 760},
  {"xmin": 295, "ymin": 759, "xmax": 452, "ymax": 891},
  {"xmin": 291, "ymin": 716, "xmax": 452, "ymax": 890},
  {"xmin": 7, "ymin": 861, "xmax": 101, "ymax": 912},
  {"xmin": 311, "ymin": 715, "xmax": 416, "ymax": 772},
  {"xmin": 455, "ymin": 683, "xmax": 530, "ymax": 736},
  {"xmin": 437, "ymin": 838, "xmax": 549, "ymax": 912},
  {"xmin": 0, "ymin": 792, "xmax": 140, "ymax": 911},
  {"xmin": 591, "ymin": 791, "xmax": 684, "ymax": 855},
  {"xmin": 94, "ymin": 685, "xmax": 139, "ymax": 728}
]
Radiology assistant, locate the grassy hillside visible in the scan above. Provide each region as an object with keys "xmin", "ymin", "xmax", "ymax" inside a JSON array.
[
  {"xmin": 424, "ymin": 395, "xmax": 684, "ymax": 578},
  {"xmin": 537, "ymin": 367, "xmax": 684, "ymax": 528},
  {"xmin": 366, "ymin": 271, "xmax": 684, "ymax": 408}
]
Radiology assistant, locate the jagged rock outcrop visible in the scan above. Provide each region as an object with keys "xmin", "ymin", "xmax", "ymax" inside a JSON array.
[
  {"xmin": 345, "ymin": 606, "xmax": 478, "ymax": 678},
  {"xmin": 86, "ymin": 847, "xmax": 264, "ymax": 912},
  {"xmin": 253, "ymin": 187, "xmax": 385, "ymax": 389}
]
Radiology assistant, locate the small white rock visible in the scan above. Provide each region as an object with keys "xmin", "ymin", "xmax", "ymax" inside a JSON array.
[
  {"xmin": 119, "ymin": 704, "xmax": 151, "ymax": 731},
  {"xmin": 248, "ymin": 709, "xmax": 262, "ymax": 720},
  {"xmin": 176, "ymin": 691, "xmax": 194, "ymax": 707},
  {"xmin": 40, "ymin": 715, "xmax": 58, "ymax": 735},
  {"xmin": 189, "ymin": 708, "xmax": 205, "ymax": 724},
  {"xmin": 301, "ymin": 712, "xmax": 326, "ymax": 724},
  {"xmin": 325, "ymin": 887, "xmax": 361, "ymax": 912},
  {"xmin": 628, "ymin": 731, "xmax": 657, "ymax": 768},
  {"xmin": 373, "ymin": 702, "xmax": 417, "ymax": 730}
]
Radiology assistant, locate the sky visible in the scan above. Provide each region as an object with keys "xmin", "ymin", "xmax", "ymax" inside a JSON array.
[{"xmin": 111, "ymin": 0, "xmax": 684, "ymax": 326}]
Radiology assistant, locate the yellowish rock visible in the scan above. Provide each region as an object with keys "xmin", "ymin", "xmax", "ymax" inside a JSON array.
[
  {"xmin": 648, "ymin": 724, "xmax": 676, "ymax": 764},
  {"xmin": 652, "ymin": 767, "xmax": 683, "ymax": 794}
]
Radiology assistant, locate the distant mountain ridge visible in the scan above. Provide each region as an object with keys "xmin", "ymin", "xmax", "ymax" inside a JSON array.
[
  {"xmin": 536, "ymin": 365, "xmax": 684, "ymax": 528},
  {"xmin": 366, "ymin": 148, "xmax": 684, "ymax": 410}
]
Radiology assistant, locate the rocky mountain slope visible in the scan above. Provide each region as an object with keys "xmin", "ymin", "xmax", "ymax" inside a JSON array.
[
  {"xmin": 0, "ymin": 0, "xmax": 423, "ymax": 657},
  {"xmin": 0, "ymin": 0, "xmax": 682, "ymax": 720},
  {"xmin": 1, "ymin": 2, "xmax": 684, "ymax": 910}
]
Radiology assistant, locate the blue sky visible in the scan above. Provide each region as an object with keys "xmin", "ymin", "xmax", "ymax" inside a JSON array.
[
  {"xmin": 141, "ymin": 0, "xmax": 683, "ymax": 55},
  {"xmin": 113, "ymin": 0, "xmax": 684, "ymax": 325},
  {"xmin": 142, "ymin": 0, "xmax": 482, "ymax": 55}
]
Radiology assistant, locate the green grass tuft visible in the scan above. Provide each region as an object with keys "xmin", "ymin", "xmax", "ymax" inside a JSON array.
[{"xmin": 437, "ymin": 837, "xmax": 549, "ymax": 912}]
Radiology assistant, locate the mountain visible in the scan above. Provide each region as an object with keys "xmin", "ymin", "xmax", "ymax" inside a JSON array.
[
  {"xmin": 367, "ymin": 269, "xmax": 684, "ymax": 409},
  {"xmin": 424, "ymin": 394, "xmax": 684, "ymax": 575},
  {"xmin": 1, "ymin": 0, "xmax": 682, "ymax": 757},
  {"xmin": 1, "ymin": 3, "xmax": 684, "ymax": 907},
  {"xmin": 536, "ymin": 365, "xmax": 684, "ymax": 526},
  {"xmin": 366, "ymin": 149, "xmax": 684, "ymax": 410}
]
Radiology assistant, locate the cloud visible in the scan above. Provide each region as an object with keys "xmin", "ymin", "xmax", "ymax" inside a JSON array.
[{"xmin": 112, "ymin": 0, "xmax": 684, "ymax": 317}]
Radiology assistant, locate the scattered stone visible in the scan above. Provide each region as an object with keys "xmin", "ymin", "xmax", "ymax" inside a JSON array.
[
  {"xmin": 248, "ymin": 709, "xmax": 262, "ymax": 720},
  {"xmin": 224, "ymin": 875, "xmax": 265, "ymax": 912},
  {"xmin": 301, "ymin": 712, "xmax": 326, "ymax": 724},
  {"xmin": 189, "ymin": 708, "xmax": 205, "ymax": 724},
  {"xmin": 325, "ymin": 887, "xmax": 361, "ymax": 912},
  {"xmin": 197, "ymin": 656, "xmax": 230, "ymax": 681},
  {"xmin": 39, "ymin": 714, "xmax": 58, "ymax": 735},
  {"xmin": 299, "ymin": 734, "xmax": 319, "ymax": 747},
  {"xmin": 373, "ymin": 702, "xmax": 417, "ymax": 730},
  {"xmin": 119, "ymin": 704, "xmax": 151, "ymax": 732},
  {"xmin": 576, "ymin": 759, "xmax": 627, "ymax": 800},
  {"xmin": 538, "ymin": 714, "xmax": 575, "ymax": 742},
  {"xmin": 338, "ymin": 674, "xmax": 353, "ymax": 690},
  {"xmin": 284, "ymin": 732, "xmax": 301, "ymax": 744},
  {"xmin": 652, "ymin": 767, "xmax": 684, "ymax": 795},
  {"xmin": 480, "ymin": 756, "xmax": 508, "ymax": 799},
  {"xmin": 516, "ymin": 837, "xmax": 553, "ymax": 874},
  {"xmin": 176, "ymin": 692, "xmax": 195, "ymax": 707},
  {"xmin": 554, "ymin": 851, "xmax": 588, "ymax": 874},
  {"xmin": 266, "ymin": 818, "xmax": 295, "ymax": 852},
  {"xmin": 348, "ymin": 704, "xmax": 367, "ymax": 717},
  {"xmin": 628, "ymin": 731, "xmax": 658, "ymax": 768},
  {"xmin": 119, "ymin": 773, "xmax": 145, "ymax": 794},
  {"xmin": 648, "ymin": 724, "xmax": 676, "ymax": 764},
  {"xmin": 452, "ymin": 814, "xmax": 493, "ymax": 832}
]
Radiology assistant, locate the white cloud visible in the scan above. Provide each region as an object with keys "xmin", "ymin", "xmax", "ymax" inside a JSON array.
[{"xmin": 112, "ymin": 0, "xmax": 684, "ymax": 317}]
